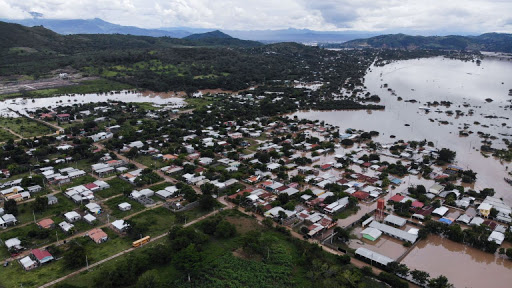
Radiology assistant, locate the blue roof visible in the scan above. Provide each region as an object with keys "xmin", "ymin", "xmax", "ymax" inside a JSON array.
[
  {"xmin": 390, "ymin": 178, "xmax": 402, "ymax": 185},
  {"xmin": 439, "ymin": 217, "xmax": 453, "ymax": 225}
]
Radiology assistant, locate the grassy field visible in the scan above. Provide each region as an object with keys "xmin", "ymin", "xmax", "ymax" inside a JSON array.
[
  {"xmin": 103, "ymin": 196, "xmax": 145, "ymax": 219},
  {"xmin": 134, "ymin": 155, "xmax": 166, "ymax": 169},
  {"xmin": 0, "ymin": 79, "xmax": 133, "ymax": 100},
  {"xmin": 184, "ymin": 96, "xmax": 217, "ymax": 110},
  {"xmin": 95, "ymin": 178, "xmax": 133, "ymax": 199},
  {"xmin": 15, "ymin": 193, "xmax": 74, "ymax": 224},
  {"xmin": 0, "ymin": 128, "xmax": 18, "ymax": 142},
  {"xmin": 0, "ymin": 117, "xmax": 54, "ymax": 138}
]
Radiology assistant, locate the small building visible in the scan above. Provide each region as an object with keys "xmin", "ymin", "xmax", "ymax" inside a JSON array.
[
  {"xmin": 5, "ymin": 238, "xmax": 22, "ymax": 250},
  {"xmin": 118, "ymin": 202, "xmax": 132, "ymax": 211},
  {"xmin": 355, "ymin": 247, "xmax": 393, "ymax": 267},
  {"xmin": 432, "ymin": 206, "xmax": 449, "ymax": 217},
  {"xmin": 384, "ymin": 215, "xmax": 407, "ymax": 227},
  {"xmin": 83, "ymin": 213, "xmax": 97, "ymax": 224},
  {"xmin": 429, "ymin": 184, "xmax": 445, "ymax": 195},
  {"xmin": 85, "ymin": 203, "xmax": 102, "ymax": 214},
  {"xmin": 47, "ymin": 194, "xmax": 58, "ymax": 205},
  {"xmin": 156, "ymin": 190, "xmax": 172, "ymax": 199},
  {"xmin": 488, "ymin": 231, "xmax": 505, "ymax": 245},
  {"xmin": 59, "ymin": 221, "xmax": 74, "ymax": 233},
  {"xmin": 477, "ymin": 202, "xmax": 493, "ymax": 218},
  {"xmin": 88, "ymin": 228, "xmax": 108, "ymax": 244},
  {"xmin": 28, "ymin": 185, "xmax": 43, "ymax": 193},
  {"xmin": 111, "ymin": 219, "xmax": 129, "ymax": 232},
  {"xmin": 20, "ymin": 256, "xmax": 37, "ymax": 271},
  {"xmin": 360, "ymin": 227, "xmax": 382, "ymax": 241},
  {"xmin": 32, "ymin": 249, "xmax": 54, "ymax": 264},
  {"xmin": 2, "ymin": 214, "xmax": 17, "ymax": 227},
  {"xmin": 64, "ymin": 211, "xmax": 81, "ymax": 223},
  {"xmin": 37, "ymin": 219, "xmax": 55, "ymax": 229}
]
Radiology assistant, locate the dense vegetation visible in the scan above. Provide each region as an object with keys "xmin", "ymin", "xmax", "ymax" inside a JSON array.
[{"xmin": 335, "ymin": 33, "xmax": 512, "ymax": 53}]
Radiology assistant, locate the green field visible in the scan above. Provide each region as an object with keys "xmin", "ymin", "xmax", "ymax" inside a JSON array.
[
  {"xmin": 95, "ymin": 178, "xmax": 133, "ymax": 199},
  {"xmin": 103, "ymin": 196, "xmax": 145, "ymax": 219},
  {"xmin": 0, "ymin": 117, "xmax": 54, "ymax": 138},
  {"xmin": 0, "ymin": 128, "xmax": 18, "ymax": 142}
]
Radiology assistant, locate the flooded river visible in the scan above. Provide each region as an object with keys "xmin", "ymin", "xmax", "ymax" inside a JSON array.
[
  {"xmin": 0, "ymin": 90, "xmax": 185, "ymax": 117},
  {"xmin": 402, "ymin": 235, "xmax": 512, "ymax": 288},
  {"xmin": 294, "ymin": 56, "xmax": 512, "ymax": 204}
]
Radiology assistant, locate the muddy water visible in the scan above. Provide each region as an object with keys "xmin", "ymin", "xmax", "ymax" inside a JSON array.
[
  {"xmin": 0, "ymin": 90, "xmax": 185, "ymax": 117},
  {"xmin": 294, "ymin": 57, "xmax": 512, "ymax": 205},
  {"xmin": 402, "ymin": 235, "xmax": 512, "ymax": 288}
]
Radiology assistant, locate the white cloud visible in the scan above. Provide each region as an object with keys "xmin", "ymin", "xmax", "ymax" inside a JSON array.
[{"xmin": 0, "ymin": 0, "xmax": 510, "ymax": 33}]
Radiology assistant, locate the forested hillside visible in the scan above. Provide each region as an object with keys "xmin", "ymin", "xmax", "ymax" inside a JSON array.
[
  {"xmin": 337, "ymin": 33, "xmax": 512, "ymax": 52},
  {"xmin": 0, "ymin": 21, "xmax": 373, "ymax": 93}
]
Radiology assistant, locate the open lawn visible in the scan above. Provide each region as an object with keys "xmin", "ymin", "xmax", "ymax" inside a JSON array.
[
  {"xmin": 103, "ymin": 196, "xmax": 145, "ymax": 219},
  {"xmin": 0, "ymin": 117, "xmax": 54, "ymax": 138},
  {"xmin": 184, "ymin": 96, "xmax": 217, "ymax": 110},
  {"xmin": 57, "ymin": 175, "xmax": 97, "ymax": 191},
  {"xmin": 134, "ymin": 155, "xmax": 166, "ymax": 169},
  {"xmin": 129, "ymin": 207, "xmax": 176, "ymax": 237},
  {"xmin": 15, "ymin": 193, "xmax": 74, "ymax": 224},
  {"xmin": 95, "ymin": 178, "xmax": 133, "ymax": 199},
  {"xmin": 0, "ymin": 128, "xmax": 18, "ymax": 142}
]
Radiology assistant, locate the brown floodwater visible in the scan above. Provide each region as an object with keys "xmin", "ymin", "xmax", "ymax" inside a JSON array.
[
  {"xmin": 294, "ymin": 56, "xmax": 512, "ymax": 205},
  {"xmin": 402, "ymin": 235, "xmax": 512, "ymax": 288}
]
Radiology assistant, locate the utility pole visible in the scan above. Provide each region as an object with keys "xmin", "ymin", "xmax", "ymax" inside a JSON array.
[
  {"xmin": 86, "ymin": 255, "xmax": 89, "ymax": 270},
  {"xmin": 33, "ymin": 211, "xmax": 36, "ymax": 223}
]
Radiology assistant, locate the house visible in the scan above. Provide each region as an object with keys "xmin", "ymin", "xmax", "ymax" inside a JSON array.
[
  {"xmin": 20, "ymin": 256, "xmax": 37, "ymax": 271},
  {"xmin": 156, "ymin": 190, "xmax": 172, "ymax": 199},
  {"xmin": 83, "ymin": 213, "xmax": 97, "ymax": 224},
  {"xmin": 64, "ymin": 211, "xmax": 81, "ymax": 223},
  {"xmin": 85, "ymin": 203, "xmax": 102, "ymax": 214},
  {"xmin": 118, "ymin": 202, "xmax": 132, "ymax": 211},
  {"xmin": 88, "ymin": 228, "xmax": 108, "ymax": 244},
  {"xmin": 488, "ymin": 231, "xmax": 505, "ymax": 245},
  {"xmin": 59, "ymin": 221, "xmax": 74, "ymax": 233},
  {"xmin": 2, "ymin": 214, "xmax": 17, "ymax": 226},
  {"xmin": 5, "ymin": 237, "xmax": 22, "ymax": 250},
  {"xmin": 432, "ymin": 206, "xmax": 449, "ymax": 217},
  {"xmin": 47, "ymin": 194, "xmax": 58, "ymax": 205},
  {"xmin": 111, "ymin": 219, "xmax": 129, "ymax": 232},
  {"xmin": 37, "ymin": 219, "xmax": 55, "ymax": 229},
  {"xmin": 32, "ymin": 249, "xmax": 54, "ymax": 264},
  {"xmin": 429, "ymin": 184, "xmax": 445, "ymax": 195},
  {"xmin": 56, "ymin": 114, "xmax": 70, "ymax": 121},
  {"xmin": 28, "ymin": 185, "xmax": 42, "ymax": 193},
  {"xmin": 477, "ymin": 202, "xmax": 493, "ymax": 218}
]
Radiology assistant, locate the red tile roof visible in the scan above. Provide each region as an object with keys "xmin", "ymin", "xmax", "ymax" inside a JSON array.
[
  {"xmin": 32, "ymin": 249, "xmax": 52, "ymax": 261},
  {"xmin": 389, "ymin": 194, "xmax": 405, "ymax": 202},
  {"xmin": 353, "ymin": 191, "xmax": 370, "ymax": 200}
]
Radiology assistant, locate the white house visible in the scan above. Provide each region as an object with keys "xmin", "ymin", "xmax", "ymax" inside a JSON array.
[
  {"xmin": 118, "ymin": 202, "xmax": 132, "ymax": 211},
  {"xmin": 64, "ymin": 211, "xmax": 81, "ymax": 223}
]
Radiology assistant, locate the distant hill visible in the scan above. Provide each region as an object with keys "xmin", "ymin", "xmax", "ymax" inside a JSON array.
[
  {"xmin": 184, "ymin": 30, "xmax": 262, "ymax": 48},
  {"xmin": 184, "ymin": 30, "xmax": 233, "ymax": 40},
  {"xmin": 1, "ymin": 18, "xmax": 191, "ymax": 38},
  {"xmin": 339, "ymin": 33, "xmax": 512, "ymax": 52}
]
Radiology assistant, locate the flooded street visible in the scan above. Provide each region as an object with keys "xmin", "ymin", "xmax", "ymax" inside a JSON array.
[
  {"xmin": 0, "ymin": 90, "xmax": 185, "ymax": 117},
  {"xmin": 294, "ymin": 56, "xmax": 512, "ymax": 204},
  {"xmin": 402, "ymin": 235, "xmax": 512, "ymax": 288}
]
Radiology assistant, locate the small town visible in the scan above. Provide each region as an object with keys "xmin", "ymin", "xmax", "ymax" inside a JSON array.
[{"xmin": 0, "ymin": 87, "xmax": 510, "ymax": 287}]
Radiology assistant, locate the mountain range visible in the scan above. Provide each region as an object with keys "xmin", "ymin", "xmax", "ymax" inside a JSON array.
[{"xmin": 2, "ymin": 18, "xmax": 381, "ymax": 43}]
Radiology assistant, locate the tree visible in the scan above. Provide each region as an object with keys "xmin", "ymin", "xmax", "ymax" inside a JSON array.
[
  {"xmin": 490, "ymin": 208, "xmax": 499, "ymax": 218},
  {"xmin": 32, "ymin": 195, "xmax": 48, "ymax": 213},
  {"xmin": 136, "ymin": 270, "xmax": 160, "ymax": 288},
  {"xmin": 411, "ymin": 269, "xmax": 430, "ymax": 285},
  {"xmin": 438, "ymin": 148, "xmax": 456, "ymax": 163},
  {"xmin": 334, "ymin": 227, "xmax": 350, "ymax": 242},
  {"xmin": 214, "ymin": 220, "xmax": 236, "ymax": 238},
  {"xmin": 428, "ymin": 275, "xmax": 453, "ymax": 288},
  {"xmin": 506, "ymin": 248, "xmax": 512, "ymax": 259},
  {"xmin": 416, "ymin": 185, "xmax": 426, "ymax": 194},
  {"xmin": 63, "ymin": 241, "xmax": 86, "ymax": 269},
  {"xmin": 173, "ymin": 244, "xmax": 202, "ymax": 282},
  {"xmin": 4, "ymin": 199, "xmax": 18, "ymax": 216},
  {"xmin": 199, "ymin": 194, "xmax": 216, "ymax": 211}
]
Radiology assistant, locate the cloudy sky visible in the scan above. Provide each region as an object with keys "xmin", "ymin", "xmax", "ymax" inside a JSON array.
[{"xmin": 1, "ymin": 0, "xmax": 511, "ymax": 33}]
